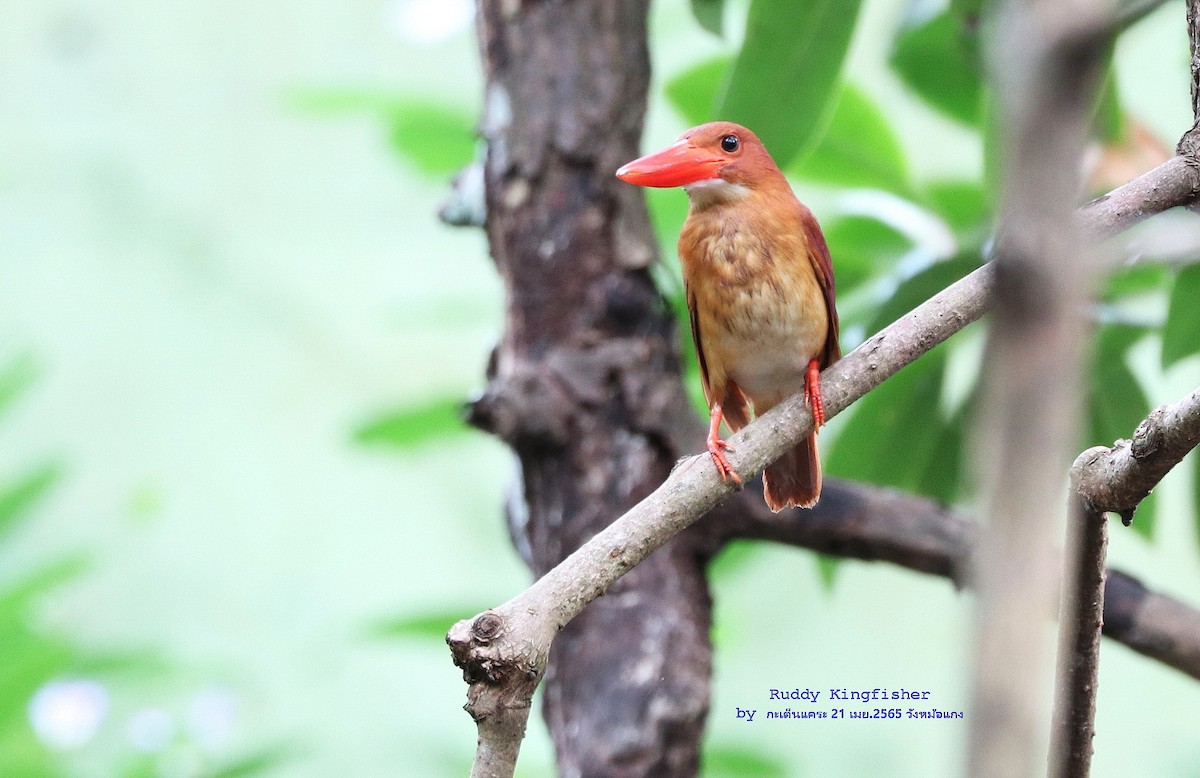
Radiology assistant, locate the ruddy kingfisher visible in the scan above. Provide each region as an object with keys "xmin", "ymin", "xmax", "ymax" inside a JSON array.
[{"xmin": 617, "ymin": 122, "xmax": 840, "ymax": 510}]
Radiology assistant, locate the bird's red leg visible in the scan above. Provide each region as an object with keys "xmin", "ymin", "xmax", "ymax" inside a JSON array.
[
  {"xmin": 805, "ymin": 359, "xmax": 826, "ymax": 429},
  {"xmin": 706, "ymin": 403, "xmax": 742, "ymax": 484}
]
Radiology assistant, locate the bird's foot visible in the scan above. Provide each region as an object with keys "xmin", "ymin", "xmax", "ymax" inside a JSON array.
[
  {"xmin": 706, "ymin": 436, "xmax": 742, "ymax": 484},
  {"xmin": 805, "ymin": 358, "xmax": 826, "ymax": 429}
]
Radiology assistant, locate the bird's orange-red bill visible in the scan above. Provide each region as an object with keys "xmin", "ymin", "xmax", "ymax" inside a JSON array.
[{"xmin": 616, "ymin": 141, "xmax": 726, "ymax": 188}]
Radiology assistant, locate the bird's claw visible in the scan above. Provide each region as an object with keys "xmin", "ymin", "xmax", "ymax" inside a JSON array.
[{"xmin": 706, "ymin": 437, "xmax": 742, "ymax": 484}]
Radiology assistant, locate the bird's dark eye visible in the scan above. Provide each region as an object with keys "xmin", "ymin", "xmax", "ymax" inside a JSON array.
[{"xmin": 720, "ymin": 134, "xmax": 740, "ymax": 153}]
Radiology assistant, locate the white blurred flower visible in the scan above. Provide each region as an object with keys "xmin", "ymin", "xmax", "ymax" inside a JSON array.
[
  {"xmin": 28, "ymin": 679, "xmax": 109, "ymax": 750},
  {"xmin": 388, "ymin": 0, "xmax": 474, "ymax": 45},
  {"xmin": 186, "ymin": 687, "xmax": 237, "ymax": 751},
  {"xmin": 127, "ymin": 707, "xmax": 176, "ymax": 752}
]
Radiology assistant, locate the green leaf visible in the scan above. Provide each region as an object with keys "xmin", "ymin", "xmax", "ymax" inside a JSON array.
[
  {"xmin": 645, "ymin": 187, "xmax": 691, "ymax": 253},
  {"xmin": 790, "ymin": 84, "xmax": 914, "ymax": 197},
  {"xmin": 0, "ymin": 725, "xmax": 61, "ymax": 778},
  {"xmin": 289, "ymin": 89, "xmax": 475, "ymax": 176},
  {"xmin": 1092, "ymin": 63, "xmax": 1125, "ymax": 144},
  {"xmin": 0, "ymin": 464, "xmax": 62, "ymax": 540},
  {"xmin": 288, "ymin": 87, "xmax": 396, "ymax": 115},
  {"xmin": 890, "ymin": 10, "xmax": 982, "ymax": 126},
  {"xmin": 1162, "ymin": 265, "xmax": 1200, "ymax": 368},
  {"xmin": 716, "ymin": 0, "xmax": 865, "ymax": 168},
  {"xmin": 0, "ymin": 557, "xmax": 89, "ymax": 628},
  {"xmin": 0, "ymin": 355, "xmax": 36, "ymax": 422},
  {"xmin": 825, "ymin": 348, "xmax": 948, "ymax": 495},
  {"xmin": 814, "ymin": 553, "xmax": 841, "ymax": 591},
  {"xmin": 388, "ymin": 102, "xmax": 476, "ymax": 176},
  {"xmin": 866, "ymin": 255, "xmax": 980, "ymax": 336},
  {"xmin": 708, "ymin": 539, "xmax": 763, "ymax": 581},
  {"xmin": 353, "ymin": 396, "xmax": 469, "ymax": 450},
  {"xmin": 369, "ymin": 610, "xmax": 474, "ymax": 640},
  {"xmin": 1101, "ymin": 263, "xmax": 1170, "ymax": 302},
  {"xmin": 664, "ymin": 56, "xmax": 730, "ymax": 126},
  {"xmin": 690, "ymin": 0, "xmax": 725, "ymax": 36},
  {"xmin": 949, "ymin": 0, "xmax": 984, "ymax": 19},
  {"xmin": 204, "ymin": 745, "xmax": 295, "ymax": 778},
  {"xmin": 703, "ymin": 744, "xmax": 788, "ymax": 777},
  {"xmin": 1194, "ymin": 451, "xmax": 1200, "ymax": 547},
  {"xmin": 917, "ymin": 397, "xmax": 969, "ymax": 504},
  {"xmin": 1088, "ymin": 324, "xmax": 1154, "ymax": 537},
  {"xmin": 0, "ymin": 632, "xmax": 78, "ymax": 729},
  {"xmin": 821, "ymin": 216, "xmax": 912, "ymax": 295},
  {"xmin": 922, "ymin": 180, "xmax": 989, "ymax": 240},
  {"xmin": 980, "ymin": 84, "xmax": 1001, "ymax": 209}
]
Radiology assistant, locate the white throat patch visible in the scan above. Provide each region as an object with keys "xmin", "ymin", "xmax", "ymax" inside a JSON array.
[{"xmin": 683, "ymin": 178, "xmax": 750, "ymax": 208}]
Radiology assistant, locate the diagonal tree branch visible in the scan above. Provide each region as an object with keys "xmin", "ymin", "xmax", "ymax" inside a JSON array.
[
  {"xmin": 1077, "ymin": 380, "xmax": 1200, "ymax": 516},
  {"xmin": 1079, "ymin": 155, "xmax": 1200, "ymax": 238}
]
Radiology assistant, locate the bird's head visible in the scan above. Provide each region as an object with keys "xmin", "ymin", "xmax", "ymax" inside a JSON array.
[{"xmin": 616, "ymin": 122, "xmax": 786, "ymax": 205}]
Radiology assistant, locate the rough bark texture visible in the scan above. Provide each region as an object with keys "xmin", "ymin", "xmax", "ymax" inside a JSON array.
[
  {"xmin": 467, "ymin": 2, "xmax": 714, "ymax": 774},
  {"xmin": 1178, "ymin": 0, "xmax": 1200, "ymax": 159},
  {"xmin": 1075, "ymin": 387, "xmax": 1200, "ymax": 515},
  {"xmin": 1051, "ymin": 493, "xmax": 1109, "ymax": 778}
]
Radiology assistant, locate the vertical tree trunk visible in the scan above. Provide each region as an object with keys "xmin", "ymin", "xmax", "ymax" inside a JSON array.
[
  {"xmin": 967, "ymin": 1, "xmax": 1109, "ymax": 775},
  {"xmin": 469, "ymin": 1, "xmax": 714, "ymax": 773}
]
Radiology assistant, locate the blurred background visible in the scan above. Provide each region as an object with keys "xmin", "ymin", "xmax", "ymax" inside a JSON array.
[{"xmin": 2, "ymin": 0, "xmax": 1199, "ymax": 776}]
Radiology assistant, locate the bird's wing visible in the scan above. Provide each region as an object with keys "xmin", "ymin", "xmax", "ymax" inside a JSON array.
[
  {"xmin": 687, "ymin": 283, "xmax": 751, "ymax": 430},
  {"xmin": 686, "ymin": 283, "xmax": 713, "ymax": 403},
  {"xmin": 800, "ymin": 207, "xmax": 842, "ymax": 367}
]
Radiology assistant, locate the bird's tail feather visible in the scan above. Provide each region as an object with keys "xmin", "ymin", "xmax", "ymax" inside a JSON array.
[{"xmin": 762, "ymin": 433, "xmax": 821, "ymax": 512}]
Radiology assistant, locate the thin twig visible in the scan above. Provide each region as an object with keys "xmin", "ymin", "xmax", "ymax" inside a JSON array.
[{"xmin": 1080, "ymin": 155, "xmax": 1200, "ymax": 238}]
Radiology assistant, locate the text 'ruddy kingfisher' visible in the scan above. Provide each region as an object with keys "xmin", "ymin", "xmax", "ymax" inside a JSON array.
[{"xmin": 767, "ymin": 687, "xmax": 934, "ymax": 702}]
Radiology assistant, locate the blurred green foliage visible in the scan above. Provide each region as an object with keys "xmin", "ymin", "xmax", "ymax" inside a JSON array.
[
  {"xmin": 716, "ymin": 0, "xmax": 865, "ymax": 167},
  {"xmin": 0, "ymin": 358, "xmax": 286, "ymax": 777},
  {"xmin": 789, "ymin": 84, "xmax": 915, "ymax": 198},
  {"xmin": 353, "ymin": 397, "xmax": 470, "ymax": 450},
  {"xmin": 290, "ymin": 89, "xmax": 476, "ymax": 176}
]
